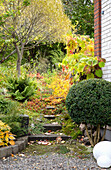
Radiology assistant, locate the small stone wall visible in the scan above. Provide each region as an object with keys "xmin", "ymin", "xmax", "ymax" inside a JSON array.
[{"xmin": 0, "ymin": 136, "xmax": 28, "ymax": 159}]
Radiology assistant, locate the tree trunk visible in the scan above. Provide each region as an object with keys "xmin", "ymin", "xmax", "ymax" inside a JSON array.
[
  {"xmin": 17, "ymin": 55, "xmax": 21, "ymax": 77},
  {"xmin": 14, "ymin": 43, "xmax": 24, "ymax": 77},
  {"xmin": 85, "ymin": 124, "xmax": 94, "ymax": 147},
  {"xmin": 101, "ymin": 125, "xmax": 107, "ymax": 141}
]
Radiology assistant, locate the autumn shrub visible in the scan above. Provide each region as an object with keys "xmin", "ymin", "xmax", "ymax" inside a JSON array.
[
  {"xmin": 66, "ymin": 79, "xmax": 111, "ymax": 146},
  {"xmin": 0, "ymin": 120, "xmax": 15, "ymax": 147},
  {"xmin": 48, "ymin": 74, "xmax": 71, "ymax": 99},
  {"xmin": 62, "ymin": 33, "xmax": 105, "ymax": 83}
]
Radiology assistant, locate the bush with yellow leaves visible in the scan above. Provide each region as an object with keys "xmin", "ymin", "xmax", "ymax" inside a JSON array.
[
  {"xmin": 0, "ymin": 120, "xmax": 15, "ymax": 147},
  {"xmin": 48, "ymin": 74, "xmax": 71, "ymax": 99}
]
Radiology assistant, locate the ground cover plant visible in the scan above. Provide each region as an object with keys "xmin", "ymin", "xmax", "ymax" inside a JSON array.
[
  {"xmin": 66, "ymin": 79, "xmax": 111, "ymax": 146},
  {"xmin": 22, "ymin": 140, "xmax": 91, "ymax": 158}
]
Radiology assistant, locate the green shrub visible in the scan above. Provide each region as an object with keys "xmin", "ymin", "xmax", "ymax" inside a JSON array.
[
  {"xmin": 62, "ymin": 118, "xmax": 81, "ymax": 139},
  {"xmin": 6, "ymin": 75, "xmax": 36, "ymax": 101},
  {"xmin": 0, "ymin": 96, "xmax": 26, "ymax": 137},
  {"xmin": 66, "ymin": 79, "xmax": 111, "ymax": 146},
  {"xmin": 28, "ymin": 121, "xmax": 44, "ymax": 135}
]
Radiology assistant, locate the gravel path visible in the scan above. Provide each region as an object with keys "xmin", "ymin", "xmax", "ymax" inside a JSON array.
[{"xmin": 0, "ymin": 153, "xmax": 105, "ymax": 170}]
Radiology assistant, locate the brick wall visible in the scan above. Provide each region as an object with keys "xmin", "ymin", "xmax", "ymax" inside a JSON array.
[
  {"xmin": 101, "ymin": 0, "xmax": 111, "ymax": 81},
  {"xmin": 94, "ymin": 0, "xmax": 101, "ymax": 58}
]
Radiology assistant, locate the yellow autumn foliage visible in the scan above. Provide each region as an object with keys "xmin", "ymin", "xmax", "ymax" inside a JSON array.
[
  {"xmin": 0, "ymin": 120, "xmax": 15, "ymax": 147},
  {"xmin": 0, "ymin": 0, "xmax": 72, "ymax": 44},
  {"xmin": 48, "ymin": 74, "xmax": 71, "ymax": 99}
]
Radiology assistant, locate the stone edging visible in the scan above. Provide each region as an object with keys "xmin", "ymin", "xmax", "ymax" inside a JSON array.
[{"xmin": 0, "ymin": 136, "xmax": 28, "ymax": 159}]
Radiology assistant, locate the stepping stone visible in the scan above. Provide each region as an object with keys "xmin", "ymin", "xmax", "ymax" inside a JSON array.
[
  {"xmin": 28, "ymin": 134, "xmax": 72, "ymax": 141},
  {"xmin": 46, "ymin": 106, "xmax": 55, "ymax": 109},
  {"xmin": 54, "ymin": 97, "xmax": 64, "ymax": 99},
  {"xmin": 43, "ymin": 123, "xmax": 62, "ymax": 131},
  {"xmin": 44, "ymin": 115, "xmax": 56, "ymax": 119}
]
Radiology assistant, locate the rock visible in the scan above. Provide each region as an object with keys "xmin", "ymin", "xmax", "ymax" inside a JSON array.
[
  {"xmin": 83, "ymin": 137, "xmax": 89, "ymax": 144},
  {"xmin": 36, "ymin": 118, "xmax": 42, "ymax": 122},
  {"xmin": 79, "ymin": 123, "xmax": 85, "ymax": 131},
  {"xmin": 93, "ymin": 141, "xmax": 111, "ymax": 168}
]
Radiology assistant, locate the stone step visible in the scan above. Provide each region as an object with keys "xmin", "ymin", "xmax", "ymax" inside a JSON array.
[
  {"xmin": 54, "ymin": 97, "xmax": 64, "ymax": 99},
  {"xmin": 28, "ymin": 134, "xmax": 72, "ymax": 141},
  {"xmin": 46, "ymin": 106, "xmax": 55, "ymax": 109},
  {"xmin": 44, "ymin": 115, "xmax": 56, "ymax": 119},
  {"xmin": 43, "ymin": 124, "xmax": 62, "ymax": 131}
]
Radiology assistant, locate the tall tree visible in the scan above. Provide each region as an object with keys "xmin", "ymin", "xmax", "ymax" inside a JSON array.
[
  {"xmin": 0, "ymin": 0, "xmax": 71, "ymax": 76},
  {"xmin": 62, "ymin": 0, "xmax": 94, "ymax": 37}
]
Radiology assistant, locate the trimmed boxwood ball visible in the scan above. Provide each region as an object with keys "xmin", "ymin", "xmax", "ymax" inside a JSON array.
[{"xmin": 66, "ymin": 79, "xmax": 111, "ymax": 126}]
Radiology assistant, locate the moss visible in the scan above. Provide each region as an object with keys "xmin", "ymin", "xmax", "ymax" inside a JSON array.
[{"xmin": 22, "ymin": 141, "xmax": 91, "ymax": 158}]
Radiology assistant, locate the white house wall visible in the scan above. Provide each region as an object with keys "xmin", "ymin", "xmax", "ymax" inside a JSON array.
[{"xmin": 101, "ymin": 0, "xmax": 111, "ymax": 82}]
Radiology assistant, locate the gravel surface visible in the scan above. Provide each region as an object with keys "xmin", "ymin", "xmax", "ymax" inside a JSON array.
[{"xmin": 0, "ymin": 153, "xmax": 106, "ymax": 170}]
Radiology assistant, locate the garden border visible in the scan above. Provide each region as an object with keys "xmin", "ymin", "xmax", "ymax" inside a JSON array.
[{"xmin": 0, "ymin": 136, "xmax": 28, "ymax": 159}]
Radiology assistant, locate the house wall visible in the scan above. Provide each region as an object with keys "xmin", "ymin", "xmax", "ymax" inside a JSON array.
[{"xmin": 101, "ymin": 0, "xmax": 111, "ymax": 82}]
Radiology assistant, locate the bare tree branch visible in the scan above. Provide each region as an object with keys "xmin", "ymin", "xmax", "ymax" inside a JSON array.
[{"xmin": 0, "ymin": 49, "xmax": 16, "ymax": 63}]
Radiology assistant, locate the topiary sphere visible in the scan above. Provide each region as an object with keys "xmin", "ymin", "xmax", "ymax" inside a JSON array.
[{"xmin": 66, "ymin": 79, "xmax": 111, "ymax": 126}]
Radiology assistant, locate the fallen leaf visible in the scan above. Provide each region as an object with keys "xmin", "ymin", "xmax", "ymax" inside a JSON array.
[
  {"xmin": 19, "ymin": 154, "xmax": 25, "ymax": 157},
  {"xmin": 11, "ymin": 154, "xmax": 14, "ymax": 157},
  {"xmin": 48, "ymin": 130, "xmax": 51, "ymax": 133},
  {"xmin": 44, "ymin": 132, "xmax": 51, "ymax": 135},
  {"xmin": 38, "ymin": 141, "xmax": 42, "ymax": 145},
  {"xmin": 52, "ymin": 122, "xmax": 58, "ymax": 125},
  {"xmin": 9, "ymin": 140, "xmax": 15, "ymax": 145}
]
